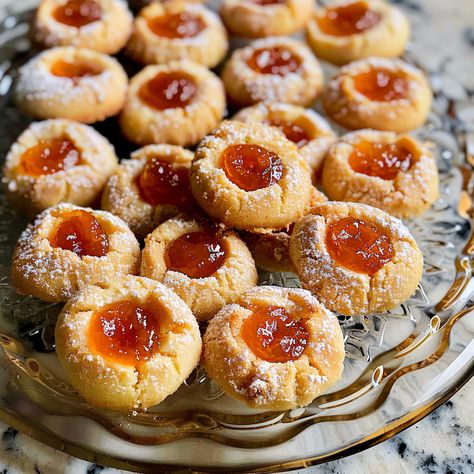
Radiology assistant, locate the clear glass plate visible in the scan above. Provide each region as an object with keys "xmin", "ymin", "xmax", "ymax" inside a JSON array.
[{"xmin": 0, "ymin": 0, "xmax": 473, "ymax": 472}]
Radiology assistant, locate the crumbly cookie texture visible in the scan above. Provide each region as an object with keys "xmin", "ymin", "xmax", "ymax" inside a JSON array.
[
  {"xmin": 221, "ymin": 37, "xmax": 324, "ymax": 107},
  {"xmin": 306, "ymin": 0, "xmax": 410, "ymax": 65},
  {"xmin": 32, "ymin": 0, "xmax": 133, "ymax": 54},
  {"xmin": 141, "ymin": 214, "xmax": 258, "ymax": 321},
  {"xmin": 127, "ymin": 0, "xmax": 228, "ymax": 67},
  {"xmin": 322, "ymin": 57, "xmax": 432, "ymax": 133},
  {"xmin": 101, "ymin": 144, "xmax": 194, "ymax": 240},
  {"xmin": 11, "ymin": 203, "xmax": 140, "ymax": 302},
  {"xmin": 55, "ymin": 275, "xmax": 201, "ymax": 411},
  {"xmin": 119, "ymin": 60, "xmax": 226, "ymax": 147},
  {"xmin": 322, "ymin": 130, "xmax": 439, "ymax": 218},
  {"xmin": 220, "ymin": 0, "xmax": 314, "ymax": 38},
  {"xmin": 203, "ymin": 286, "xmax": 345, "ymax": 410},
  {"xmin": 289, "ymin": 201, "xmax": 423, "ymax": 316},
  {"xmin": 14, "ymin": 47, "xmax": 128, "ymax": 124},
  {"xmin": 3, "ymin": 119, "xmax": 118, "ymax": 217},
  {"xmin": 190, "ymin": 120, "xmax": 313, "ymax": 231}
]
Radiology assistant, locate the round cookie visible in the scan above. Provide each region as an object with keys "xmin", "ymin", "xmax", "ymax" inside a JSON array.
[
  {"xmin": 127, "ymin": 0, "xmax": 228, "ymax": 67},
  {"xmin": 32, "ymin": 0, "xmax": 133, "ymax": 54},
  {"xmin": 203, "ymin": 286, "xmax": 345, "ymax": 410},
  {"xmin": 190, "ymin": 120, "xmax": 313, "ymax": 231},
  {"xmin": 221, "ymin": 37, "xmax": 324, "ymax": 107},
  {"xmin": 220, "ymin": 0, "xmax": 314, "ymax": 38},
  {"xmin": 141, "ymin": 214, "xmax": 258, "ymax": 321},
  {"xmin": 119, "ymin": 60, "xmax": 226, "ymax": 147},
  {"xmin": 323, "ymin": 57, "xmax": 432, "ymax": 133},
  {"xmin": 306, "ymin": 0, "xmax": 410, "ymax": 65},
  {"xmin": 55, "ymin": 275, "xmax": 201, "ymax": 411},
  {"xmin": 11, "ymin": 203, "xmax": 140, "ymax": 303},
  {"xmin": 289, "ymin": 201, "xmax": 423, "ymax": 316},
  {"xmin": 14, "ymin": 47, "xmax": 128, "ymax": 124},
  {"xmin": 3, "ymin": 119, "xmax": 118, "ymax": 217},
  {"xmin": 101, "ymin": 144, "xmax": 195, "ymax": 240},
  {"xmin": 321, "ymin": 130, "xmax": 439, "ymax": 218}
]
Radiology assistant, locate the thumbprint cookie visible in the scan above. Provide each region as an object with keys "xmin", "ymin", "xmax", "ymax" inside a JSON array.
[
  {"xmin": 127, "ymin": 0, "xmax": 228, "ymax": 67},
  {"xmin": 3, "ymin": 119, "xmax": 118, "ymax": 217},
  {"xmin": 11, "ymin": 204, "xmax": 140, "ymax": 303},
  {"xmin": 233, "ymin": 102, "xmax": 336, "ymax": 181},
  {"xmin": 119, "ymin": 60, "xmax": 226, "ymax": 147},
  {"xmin": 101, "ymin": 144, "xmax": 195, "ymax": 240},
  {"xmin": 14, "ymin": 47, "xmax": 128, "ymax": 124},
  {"xmin": 55, "ymin": 275, "xmax": 201, "ymax": 411},
  {"xmin": 220, "ymin": 0, "xmax": 314, "ymax": 38},
  {"xmin": 306, "ymin": 0, "xmax": 410, "ymax": 65},
  {"xmin": 323, "ymin": 57, "xmax": 432, "ymax": 133},
  {"xmin": 221, "ymin": 37, "xmax": 324, "ymax": 107},
  {"xmin": 203, "ymin": 286, "xmax": 345, "ymax": 410},
  {"xmin": 289, "ymin": 202, "xmax": 423, "ymax": 316},
  {"xmin": 141, "ymin": 214, "xmax": 258, "ymax": 321},
  {"xmin": 190, "ymin": 120, "xmax": 313, "ymax": 231},
  {"xmin": 32, "ymin": 0, "xmax": 133, "ymax": 54},
  {"xmin": 322, "ymin": 130, "xmax": 439, "ymax": 218}
]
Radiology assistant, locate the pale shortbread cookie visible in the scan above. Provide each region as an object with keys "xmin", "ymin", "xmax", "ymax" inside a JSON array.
[
  {"xmin": 3, "ymin": 119, "xmax": 118, "ymax": 217},
  {"xmin": 220, "ymin": 0, "xmax": 314, "ymax": 38},
  {"xmin": 119, "ymin": 60, "xmax": 226, "ymax": 147},
  {"xmin": 289, "ymin": 201, "xmax": 423, "ymax": 316},
  {"xmin": 203, "ymin": 286, "xmax": 345, "ymax": 410},
  {"xmin": 11, "ymin": 204, "xmax": 140, "ymax": 303},
  {"xmin": 221, "ymin": 37, "xmax": 324, "ymax": 107},
  {"xmin": 190, "ymin": 120, "xmax": 313, "ymax": 231},
  {"xmin": 127, "ymin": 0, "xmax": 228, "ymax": 67},
  {"xmin": 14, "ymin": 47, "xmax": 128, "ymax": 124},
  {"xmin": 323, "ymin": 57, "xmax": 432, "ymax": 133},
  {"xmin": 55, "ymin": 275, "xmax": 201, "ymax": 411},
  {"xmin": 32, "ymin": 0, "xmax": 133, "ymax": 54},
  {"xmin": 306, "ymin": 0, "xmax": 410, "ymax": 66},
  {"xmin": 322, "ymin": 130, "xmax": 439, "ymax": 218},
  {"xmin": 141, "ymin": 214, "xmax": 258, "ymax": 321}
]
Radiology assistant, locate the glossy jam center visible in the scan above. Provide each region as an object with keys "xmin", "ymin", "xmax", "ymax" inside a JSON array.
[
  {"xmin": 222, "ymin": 144, "xmax": 283, "ymax": 191},
  {"xmin": 50, "ymin": 59, "xmax": 100, "ymax": 81},
  {"xmin": 349, "ymin": 139, "xmax": 416, "ymax": 180},
  {"xmin": 317, "ymin": 1, "xmax": 381, "ymax": 37},
  {"xmin": 269, "ymin": 118, "xmax": 310, "ymax": 148},
  {"xmin": 247, "ymin": 46, "xmax": 301, "ymax": 76},
  {"xmin": 147, "ymin": 12, "xmax": 205, "ymax": 38},
  {"xmin": 249, "ymin": 0, "xmax": 286, "ymax": 4},
  {"xmin": 53, "ymin": 0, "xmax": 103, "ymax": 27},
  {"xmin": 49, "ymin": 210, "xmax": 109, "ymax": 258},
  {"xmin": 241, "ymin": 305, "xmax": 308, "ymax": 363},
  {"xmin": 88, "ymin": 300, "xmax": 160, "ymax": 366},
  {"xmin": 137, "ymin": 157, "xmax": 192, "ymax": 208},
  {"xmin": 18, "ymin": 138, "xmax": 81, "ymax": 177},
  {"xmin": 326, "ymin": 217, "xmax": 394, "ymax": 276},
  {"xmin": 353, "ymin": 68, "xmax": 409, "ymax": 102},
  {"xmin": 165, "ymin": 230, "xmax": 226, "ymax": 279},
  {"xmin": 139, "ymin": 72, "xmax": 197, "ymax": 110}
]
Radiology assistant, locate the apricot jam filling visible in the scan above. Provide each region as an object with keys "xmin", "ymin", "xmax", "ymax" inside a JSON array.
[
  {"xmin": 139, "ymin": 71, "xmax": 197, "ymax": 110},
  {"xmin": 222, "ymin": 144, "xmax": 283, "ymax": 191},
  {"xmin": 147, "ymin": 12, "xmax": 205, "ymax": 39},
  {"xmin": 50, "ymin": 210, "xmax": 109, "ymax": 258},
  {"xmin": 165, "ymin": 230, "xmax": 226, "ymax": 279},
  {"xmin": 317, "ymin": 1, "xmax": 381, "ymax": 37},
  {"xmin": 326, "ymin": 216, "xmax": 394, "ymax": 276},
  {"xmin": 137, "ymin": 157, "xmax": 192, "ymax": 208},
  {"xmin": 18, "ymin": 138, "xmax": 81, "ymax": 177},
  {"xmin": 353, "ymin": 68, "xmax": 409, "ymax": 102},
  {"xmin": 247, "ymin": 46, "xmax": 301, "ymax": 76},
  {"xmin": 268, "ymin": 118, "xmax": 310, "ymax": 148},
  {"xmin": 241, "ymin": 304, "xmax": 309, "ymax": 363},
  {"xmin": 349, "ymin": 139, "xmax": 416, "ymax": 180},
  {"xmin": 53, "ymin": 0, "xmax": 103, "ymax": 28},
  {"xmin": 88, "ymin": 300, "xmax": 161, "ymax": 366},
  {"xmin": 50, "ymin": 59, "xmax": 101, "ymax": 82}
]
